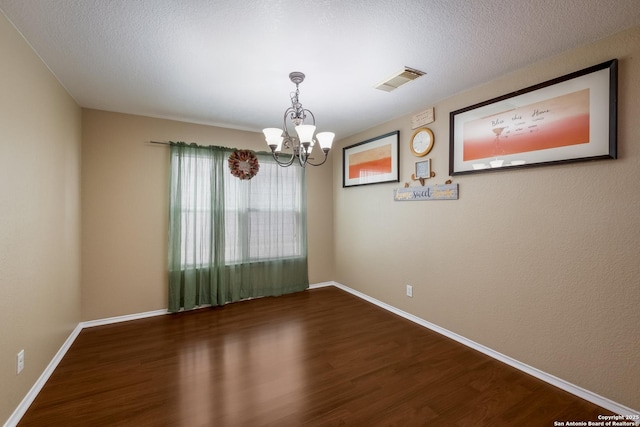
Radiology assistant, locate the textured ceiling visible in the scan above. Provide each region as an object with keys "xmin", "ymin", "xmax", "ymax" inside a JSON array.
[{"xmin": 1, "ymin": 0, "xmax": 639, "ymax": 140}]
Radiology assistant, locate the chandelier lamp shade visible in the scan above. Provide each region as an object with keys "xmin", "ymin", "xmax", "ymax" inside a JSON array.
[{"xmin": 262, "ymin": 72, "xmax": 334, "ymax": 167}]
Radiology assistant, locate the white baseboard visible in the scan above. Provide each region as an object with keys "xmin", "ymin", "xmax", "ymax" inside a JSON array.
[
  {"xmin": 6, "ymin": 282, "xmax": 638, "ymax": 427},
  {"xmin": 327, "ymin": 281, "xmax": 640, "ymax": 419},
  {"xmin": 308, "ymin": 281, "xmax": 333, "ymax": 290},
  {"xmin": 81, "ymin": 309, "xmax": 168, "ymax": 328},
  {"xmin": 4, "ymin": 323, "xmax": 83, "ymax": 427},
  {"xmin": 4, "ymin": 283, "xmax": 328, "ymax": 426},
  {"xmin": 4, "ymin": 309, "xmax": 168, "ymax": 427}
]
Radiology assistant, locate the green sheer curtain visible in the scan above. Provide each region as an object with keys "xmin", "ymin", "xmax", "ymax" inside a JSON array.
[{"xmin": 168, "ymin": 142, "xmax": 308, "ymax": 312}]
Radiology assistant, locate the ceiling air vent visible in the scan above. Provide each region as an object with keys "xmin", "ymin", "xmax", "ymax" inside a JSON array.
[{"xmin": 375, "ymin": 67, "xmax": 426, "ymax": 92}]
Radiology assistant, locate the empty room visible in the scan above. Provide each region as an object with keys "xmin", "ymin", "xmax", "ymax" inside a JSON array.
[{"xmin": 1, "ymin": 1, "xmax": 639, "ymax": 426}]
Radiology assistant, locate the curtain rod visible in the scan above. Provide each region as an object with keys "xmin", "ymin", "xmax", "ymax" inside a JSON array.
[
  {"xmin": 148, "ymin": 141, "xmax": 273, "ymax": 157},
  {"xmin": 148, "ymin": 141, "xmax": 220, "ymax": 148}
]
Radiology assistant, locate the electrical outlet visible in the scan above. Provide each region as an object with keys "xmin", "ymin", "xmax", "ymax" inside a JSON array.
[
  {"xmin": 17, "ymin": 350, "xmax": 24, "ymax": 374},
  {"xmin": 406, "ymin": 284, "xmax": 413, "ymax": 298}
]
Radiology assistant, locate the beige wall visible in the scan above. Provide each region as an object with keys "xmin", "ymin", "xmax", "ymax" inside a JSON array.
[
  {"xmin": 0, "ymin": 12, "xmax": 82, "ymax": 424},
  {"xmin": 333, "ymin": 26, "xmax": 640, "ymax": 411},
  {"xmin": 2, "ymin": 3, "xmax": 637, "ymax": 420},
  {"xmin": 81, "ymin": 110, "xmax": 334, "ymax": 321}
]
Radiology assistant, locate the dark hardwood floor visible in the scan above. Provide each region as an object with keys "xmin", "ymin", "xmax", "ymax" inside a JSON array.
[{"xmin": 19, "ymin": 287, "xmax": 612, "ymax": 426}]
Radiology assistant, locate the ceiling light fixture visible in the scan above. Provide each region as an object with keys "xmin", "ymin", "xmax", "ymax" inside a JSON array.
[{"xmin": 263, "ymin": 72, "xmax": 334, "ymax": 167}]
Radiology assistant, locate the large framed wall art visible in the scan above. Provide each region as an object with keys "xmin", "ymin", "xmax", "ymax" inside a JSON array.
[
  {"xmin": 343, "ymin": 130, "xmax": 400, "ymax": 187},
  {"xmin": 449, "ymin": 59, "xmax": 617, "ymax": 175}
]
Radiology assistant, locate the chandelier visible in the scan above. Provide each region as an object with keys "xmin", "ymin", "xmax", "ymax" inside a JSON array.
[{"xmin": 262, "ymin": 72, "xmax": 334, "ymax": 167}]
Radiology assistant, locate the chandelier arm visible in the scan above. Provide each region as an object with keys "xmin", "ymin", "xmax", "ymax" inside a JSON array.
[
  {"xmin": 297, "ymin": 152, "xmax": 307, "ymax": 167},
  {"xmin": 304, "ymin": 149, "xmax": 330, "ymax": 167},
  {"xmin": 294, "ymin": 140, "xmax": 308, "ymax": 166},
  {"xmin": 271, "ymin": 150, "xmax": 297, "ymax": 167},
  {"xmin": 302, "ymin": 109, "xmax": 316, "ymax": 126},
  {"xmin": 282, "ymin": 107, "xmax": 295, "ymax": 136}
]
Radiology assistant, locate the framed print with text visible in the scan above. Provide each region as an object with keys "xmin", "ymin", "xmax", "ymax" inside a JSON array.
[{"xmin": 449, "ymin": 59, "xmax": 617, "ymax": 175}]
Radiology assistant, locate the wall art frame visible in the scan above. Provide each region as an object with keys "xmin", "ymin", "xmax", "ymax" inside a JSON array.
[
  {"xmin": 449, "ymin": 59, "xmax": 617, "ymax": 175},
  {"xmin": 414, "ymin": 159, "xmax": 431, "ymax": 179},
  {"xmin": 343, "ymin": 130, "xmax": 400, "ymax": 187}
]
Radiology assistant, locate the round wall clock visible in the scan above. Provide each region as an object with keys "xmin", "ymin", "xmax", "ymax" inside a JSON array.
[{"xmin": 410, "ymin": 127, "xmax": 434, "ymax": 157}]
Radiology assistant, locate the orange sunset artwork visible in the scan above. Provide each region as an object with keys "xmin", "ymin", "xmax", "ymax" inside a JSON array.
[
  {"xmin": 463, "ymin": 89, "xmax": 590, "ymax": 161},
  {"xmin": 348, "ymin": 145, "xmax": 392, "ymax": 179}
]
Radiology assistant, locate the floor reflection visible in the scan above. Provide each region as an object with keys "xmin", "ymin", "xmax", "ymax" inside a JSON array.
[{"xmin": 178, "ymin": 317, "xmax": 305, "ymax": 425}]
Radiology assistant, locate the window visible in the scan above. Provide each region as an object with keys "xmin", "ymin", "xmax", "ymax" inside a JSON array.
[
  {"xmin": 172, "ymin": 148, "xmax": 306, "ymax": 269},
  {"xmin": 224, "ymin": 159, "xmax": 305, "ymax": 263}
]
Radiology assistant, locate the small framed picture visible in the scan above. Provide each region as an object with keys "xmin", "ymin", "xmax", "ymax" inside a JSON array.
[{"xmin": 415, "ymin": 159, "xmax": 431, "ymax": 179}]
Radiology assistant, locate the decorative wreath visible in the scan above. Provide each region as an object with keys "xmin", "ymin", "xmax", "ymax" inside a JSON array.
[{"xmin": 228, "ymin": 149, "xmax": 260, "ymax": 180}]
